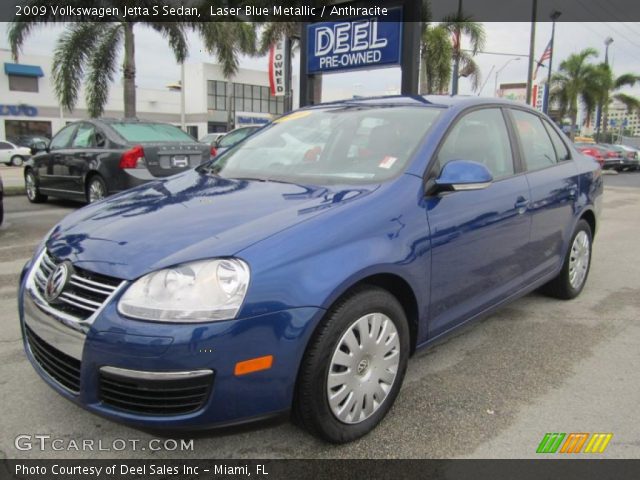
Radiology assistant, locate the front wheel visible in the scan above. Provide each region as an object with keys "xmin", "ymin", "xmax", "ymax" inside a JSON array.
[
  {"xmin": 540, "ymin": 219, "xmax": 593, "ymax": 299},
  {"xmin": 294, "ymin": 286, "xmax": 409, "ymax": 443}
]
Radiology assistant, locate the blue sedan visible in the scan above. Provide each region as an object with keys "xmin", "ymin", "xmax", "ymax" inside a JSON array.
[{"xmin": 18, "ymin": 96, "xmax": 602, "ymax": 443}]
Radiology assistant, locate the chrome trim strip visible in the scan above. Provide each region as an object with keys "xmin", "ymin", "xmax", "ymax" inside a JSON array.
[
  {"xmin": 70, "ymin": 274, "xmax": 117, "ymax": 291},
  {"xmin": 100, "ymin": 366, "xmax": 214, "ymax": 381}
]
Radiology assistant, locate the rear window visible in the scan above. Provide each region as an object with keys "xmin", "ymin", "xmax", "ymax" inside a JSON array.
[{"xmin": 111, "ymin": 123, "xmax": 194, "ymax": 142}]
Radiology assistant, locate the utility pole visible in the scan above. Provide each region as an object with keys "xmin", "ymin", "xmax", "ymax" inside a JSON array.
[
  {"xmin": 596, "ymin": 37, "xmax": 614, "ymax": 141},
  {"xmin": 543, "ymin": 10, "xmax": 561, "ymax": 115},
  {"xmin": 525, "ymin": 0, "xmax": 538, "ymax": 105},
  {"xmin": 451, "ymin": 0, "xmax": 463, "ymax": 95}
]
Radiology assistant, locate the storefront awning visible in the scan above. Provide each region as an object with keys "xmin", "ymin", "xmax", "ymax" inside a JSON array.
[{"xmin": 4, "ymin": 63, "xmax": 44, "ymax": 78}]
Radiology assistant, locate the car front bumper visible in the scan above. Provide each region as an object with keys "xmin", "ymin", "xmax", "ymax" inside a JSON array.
[{"xmin": 18, "ymin": 257, "xmax": 324, "ymax": 429}]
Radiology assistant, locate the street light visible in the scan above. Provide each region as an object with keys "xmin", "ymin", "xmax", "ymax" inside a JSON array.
[
  {"xmin": 494, "ymin": 57, "xmax": 521, "ymax": 97},
  {"xmin": 596, "ymin": 37, "xmax": 614, "ymax": 140}
]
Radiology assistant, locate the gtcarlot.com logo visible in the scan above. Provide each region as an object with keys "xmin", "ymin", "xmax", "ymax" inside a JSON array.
[{"xmin": 536, "ymin": 433, "xmax": 613, "ymax": 454}]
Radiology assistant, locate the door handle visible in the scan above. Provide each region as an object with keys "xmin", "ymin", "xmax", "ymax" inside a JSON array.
[{"xmin": 514, "ymin": 197, "xmax": 529, "ymax": 212}]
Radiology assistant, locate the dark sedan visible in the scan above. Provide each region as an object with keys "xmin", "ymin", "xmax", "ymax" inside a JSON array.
[{"xmin": 24, "ymin": 119, "xmax": 210, "ymax": 204}]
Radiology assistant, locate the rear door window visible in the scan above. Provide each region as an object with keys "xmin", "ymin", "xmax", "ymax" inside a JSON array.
[
  {"xmin": 511, "ymin": 110, "xmax": 558, "ymax": 171},
  {"xmin": 71, "ymin": 123, "xmax": 96, "ymax": 148},
  {"xmin": 542, "ymin": 119, "xmax": 571, "ymax": 161}
]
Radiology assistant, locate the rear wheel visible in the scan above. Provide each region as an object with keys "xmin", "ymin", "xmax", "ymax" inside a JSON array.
[
  {"xmin": 25, "ymin": 170, "xmax": 47, "ymax": 203},
  {"xmin": 540, "ymin": 219, "xmax": 592, "ymax": 299},
  {"xmin": 86, "ymin": 175, "xmax": 107, "ymax": 203},
  {"xmin": 10, "ymin": 155, "xmax": 24, "ymax": 167},
  {"xmin": 294, "ymin": 286, "xmax": 409, "ymax": 443}
]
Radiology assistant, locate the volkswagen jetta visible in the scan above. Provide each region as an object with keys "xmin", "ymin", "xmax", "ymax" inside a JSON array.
[{"xmin": 18, "ymin": 96, "xmax": 602, "ymax": 443}]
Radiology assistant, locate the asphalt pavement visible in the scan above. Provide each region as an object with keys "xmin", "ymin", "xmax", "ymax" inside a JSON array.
[{"xmin": 0, "ymin": 181, "xmax": 639, "ymax": 459}]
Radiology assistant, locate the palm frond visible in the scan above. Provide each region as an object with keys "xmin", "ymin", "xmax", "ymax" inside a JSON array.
[
  {"xmin": 51, "ymin": 23, "xmax": 107, "ymax": 112},
  {"xmin": 612, "ymin": 93, "xmax": 640, "ymax": 113},
  {"xmin": 149, "ymin": 22, "xmax": 189, "ymax": 64},
  {"xmin": 86, "ymin": 24, "xmax": 123, "ymax": 117}
]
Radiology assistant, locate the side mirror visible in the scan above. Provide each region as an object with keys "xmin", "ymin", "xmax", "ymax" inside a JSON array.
[
  {"xmin": 434, "ymin": 160, "xmax": 493, "ymax": 192},
  {"xmin": 30, "ymin": 141, "xmax": 48, "ymax": 155}
]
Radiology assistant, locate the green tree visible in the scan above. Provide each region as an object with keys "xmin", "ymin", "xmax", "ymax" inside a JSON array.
[
  {"xmin": 420, "ymin": 16, "xmax": 485, "ymax": 94},
  {"xmin": 9, "ymin": 0, "xmax": 255, "ymax": 118},
  {"xmin": 549, "ymin": 48, "xmax": 602, "ymax": 140},
  {"xmin": 593, "ymin": 63, "xmax": 640, "ymax": 137}
]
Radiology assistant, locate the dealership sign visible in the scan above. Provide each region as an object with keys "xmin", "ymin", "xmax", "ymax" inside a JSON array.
[
  {"xmin": 0, "ymin": 104, "xmax": 38, "ymax": 117},
  {"xmin": 306, "ymin": 8, "xmax": 402, "ymax": 74},
  {"xmin": 268, "ymin": 40, "xmax": 287, "ymax": 97}
]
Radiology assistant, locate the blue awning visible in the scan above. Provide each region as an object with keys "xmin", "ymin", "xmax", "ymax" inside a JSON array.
[{"xmin": 4, "ymin": 63, "xmax": 44, "ymax": 78}]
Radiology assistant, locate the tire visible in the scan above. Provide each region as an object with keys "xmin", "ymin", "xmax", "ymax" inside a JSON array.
[
  {"xmin": 540, "ymin": 219, "xmax": 593, "ymax": 300},
  {"xmin": 86, "ymin": 175, "xmax": 107, "ymax": 204},
  {"xmin": 25, "ymin": 170, "xmax": 47, "ymax": 204},
  {"xmin": 293, "ymin": 286, "xmax": 410, "ymax": 443},
  {"xmin": 10, "ymin": 155, "xmax": 24, "ymax": 167}
]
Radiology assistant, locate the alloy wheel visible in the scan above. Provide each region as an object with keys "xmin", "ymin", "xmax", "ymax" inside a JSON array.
[{"xmin": 88, "ymin": 179, "xmax": 105, "ymax": 203}]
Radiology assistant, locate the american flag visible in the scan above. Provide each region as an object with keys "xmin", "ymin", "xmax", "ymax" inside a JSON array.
[{"xmin": 533, "ymin": 40, "xmax": 552, "ymax": 79}]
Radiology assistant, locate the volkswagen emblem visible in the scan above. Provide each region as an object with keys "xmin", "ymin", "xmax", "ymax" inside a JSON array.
[{"xmin": 44, "ymin": 261, "xmax": 72, "ymax": 303}]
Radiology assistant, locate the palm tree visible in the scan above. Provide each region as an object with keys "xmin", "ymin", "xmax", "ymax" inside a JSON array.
[
  {"xmin": 593, "ymin": 63, "xmax": 640, "ymax": 138},
  {"xmin": 420, "ymin": 24, "xmax": 453, "ymax": 94},
  {"xmin": 549, "ymin": 48, "xmax": 601, "ymax": 140},
  {"xmin": 9, "ymin": 1, "xmax": 256, "ymax": 118},
  {"xmin": 420, "ymin": 15, "xmax": 485, "ymax": 95}
]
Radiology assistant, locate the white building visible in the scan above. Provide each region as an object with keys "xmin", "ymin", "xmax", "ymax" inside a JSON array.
[
  {"xmin": 1, "ymin": 49, "xmax": 285, "ymax": 142},
  {"xmin": 605, "ymin": 100, "xmax": 640, "ymax": 137}
]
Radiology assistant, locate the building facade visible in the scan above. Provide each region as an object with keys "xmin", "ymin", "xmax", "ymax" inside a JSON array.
[{"xmin": 1, "ymin": 49, "xmax": 284, "ymax": 142}]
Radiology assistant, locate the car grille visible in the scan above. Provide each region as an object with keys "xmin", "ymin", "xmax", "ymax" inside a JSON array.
[
  {"xmin": 33, "ymin": 250, "xmax": 123, "ymax": 321},
  {"xmin": 99, "ymin": 369, "xmax": 214, "ymax": 416},
  {"xmin": 25, "ymin": 326, "xmax": 82, "ymax": 394}
]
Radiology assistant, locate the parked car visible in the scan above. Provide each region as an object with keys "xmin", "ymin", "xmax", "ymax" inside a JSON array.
[
  {"xmin": 199, "ymin": 132, "xmax": 226, "ymax": 145},
  {"xmin": 24, "ymin": 119, "xmax": 211, "ymax": 204},
  {"xmin": 574, "ymin": 143, "xmax": 605, "ymax": 168},
  {"xmin": 614, "ymin": 144, "xmax": 640, "ymax": 171},
  {"xmin": 11, "ymin": 135, "xmax": 51, "ymax": 149},
  {"xmin": 594, "ymin": 144, "xmax": 625, "ymax": 171},
  {"xmin": 18, "ymin": 96, "xmax": 602, "ymax": 443},
  {"xmin": 0, "ymin": 140, "xmax": 31, "ymax": 166},
  {"xmin": 211, "ymin": 125, "xmax": 261, "ymax": 157}
]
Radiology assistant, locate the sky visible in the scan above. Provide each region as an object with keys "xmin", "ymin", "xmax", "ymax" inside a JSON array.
[{"xmin": 1, "ymin": 21, "xmax": 640, "ymax": 102}]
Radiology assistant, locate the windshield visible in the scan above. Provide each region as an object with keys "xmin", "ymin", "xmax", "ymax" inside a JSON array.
[
  {"xmin": 111, "ymin": 123, "xmax": 195, "ymax": 143},
  {"xmin": 205, "ymin": 106, "xmax": 441, "ymax": 184}
]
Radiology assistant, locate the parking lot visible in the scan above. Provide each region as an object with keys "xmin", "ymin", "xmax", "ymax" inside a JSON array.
[{"xmin": 0, "ymin": 174, "xmax": 639, "ymax": 459}]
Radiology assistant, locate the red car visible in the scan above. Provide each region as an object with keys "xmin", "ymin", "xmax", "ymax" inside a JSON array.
[{"xmin": 575, "ymin": 143, "xmax": 605, "ymax": 168}]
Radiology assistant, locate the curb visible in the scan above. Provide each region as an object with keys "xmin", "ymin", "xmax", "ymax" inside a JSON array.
[{"xmin": 3, "ymin": 186, "xmax": 26, "ymax": 197}]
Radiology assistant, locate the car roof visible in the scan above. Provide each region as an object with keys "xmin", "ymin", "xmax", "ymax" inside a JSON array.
[{"xmin": 311, "ymin": 94, "xmax": 537, "ymax": 111}]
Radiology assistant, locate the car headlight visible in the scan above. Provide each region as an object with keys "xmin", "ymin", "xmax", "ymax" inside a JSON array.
[{"xmin": 118, "ymin": 258, "xmax": 250, "ymax": 322}]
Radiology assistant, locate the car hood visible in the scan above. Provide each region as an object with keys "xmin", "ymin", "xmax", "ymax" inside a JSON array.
[{"xmin": 46, "ymin": 170, "xmax": 378, "ymax": 280}]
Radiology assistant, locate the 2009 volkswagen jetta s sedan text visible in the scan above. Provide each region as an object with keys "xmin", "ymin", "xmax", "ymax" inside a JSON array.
[{"xmin": 18, "ymin": 96, "xmax": 602, "ymax": 443}]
